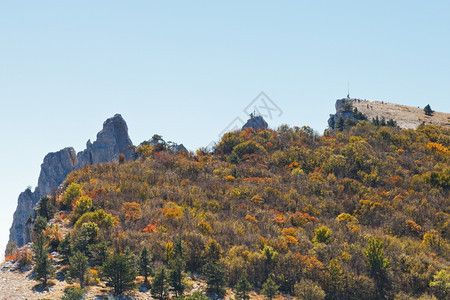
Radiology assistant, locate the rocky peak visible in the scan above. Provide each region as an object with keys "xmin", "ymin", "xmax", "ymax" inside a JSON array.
[
  {"xmin": 77, "ymin": 114, "xmax": 134, "ymax": 167},
  {"xmin": 8, "ymin": 114, "xmax": 134, "ymax": 249},
  {"xmin": 242, "ymin": 115, "xmax": 268, "ymax": 130}
]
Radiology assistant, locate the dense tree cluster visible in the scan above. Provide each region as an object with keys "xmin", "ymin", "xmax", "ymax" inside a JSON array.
[{"xmin": 22, "ymin": 122, "xmax": 449, "ymax": 299}]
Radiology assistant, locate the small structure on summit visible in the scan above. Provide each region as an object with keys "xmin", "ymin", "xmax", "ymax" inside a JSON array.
[{"xmin": 241, "ymin": 112, "xmax": 268, "ymax": 130}]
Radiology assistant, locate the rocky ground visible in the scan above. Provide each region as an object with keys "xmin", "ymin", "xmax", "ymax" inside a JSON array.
[
  {"xmin": 0, "ymin": 258, "xmax": 280, "ymax": 300},
  {"xmin": 351, "ymin": 99, "xmax": 450, "ymax": 129}
]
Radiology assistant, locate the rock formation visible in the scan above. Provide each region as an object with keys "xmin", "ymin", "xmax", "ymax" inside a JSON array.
[
  {"xmin": 242, "ymin": 115, "xmax": 268, "ymax": 130},
  {"xmin": 8, "ymin": 114, "xmax": 134, "ymax": 248},
  {"xmin": 327, "ymin": 98, "xmax": 359, "ymax": 130},
  {"xmin": 77, "ymin": 114, "xmax": 134, "ymax": 167}
]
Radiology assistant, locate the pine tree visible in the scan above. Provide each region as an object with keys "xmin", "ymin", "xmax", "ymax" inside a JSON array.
[
  {"xmin": 69, "ymin": 250, "xmax": 89, "ymax": 288},
  {"xmin": 151, "ymin": 266, "xmax": 169, "ymax": 300},
  {"xmin": 336, "ymin": 117, "xmax": 345, "ymax": 131},
  {"xmin": 37, "ymin": 196, "xmax": 55, "ymax": 221},
  {"xmin": 58, "ymin": 233, "xmax": 72, "ymax": 265},
  {"xmin": 74, "ymin": 222, "xmax": 99, "ymax": 255},
  {"xmin": 364, "ymin": 237, "xmax": 389, "ymax": 298},
  {"xmin": 235, "ymin": 275, "xmax": 251, "ymax": 300},
  {"xmin": 372, "ymin": 116, "xmax": 380, "ymax": 126},
  {"xmin": 205, "ymin": 238, "xmax": 222, "ymax": 262},
  {"xmin": 262, "ymin": 274, "xmax": 279, "ymax": 300},
  {"xmin": 33, "ymin": 216, "xmax": 48, "ymax": 235},
  {"xmin": 424, "ymin": 104, "xmax": 434, "ymax": 116},
  {"xmin": 203, "ymin": 259, "xmax": 226, "ymax": 297},
  {"xmin": 101, "ymin": 252, "xmax": 137, "ymax": 295},
  {"xmin": 139, "ymin": 246, "xmax": 152, "ymax": 284},
  {"xmin": 33, "ymin": 234, "xmax": 54, "ymax": 287},
  {"xmin": 261, "ymin": 246, "xmax": 277, "ymax": 282},
  {"xmin": 88, "ymin": 240, "xmax": 109, "ymax": 266},
  {"xmin": 169, "ymin": 237, "xmax": 186, "ymax": 297}
]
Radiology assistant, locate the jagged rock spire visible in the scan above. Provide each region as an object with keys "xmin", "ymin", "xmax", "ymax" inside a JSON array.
[
  {"xmin": 8, "ymin": 114, "xmax": 134, "ymax": 248},
  {"xmin": 77, "ymin": 114, "xmax": 134, "ymax": 167}
]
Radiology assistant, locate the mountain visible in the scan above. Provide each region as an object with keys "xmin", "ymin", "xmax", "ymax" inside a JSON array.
[
  {"xmin": 2, "ymin": 103, "xmax": 448, "ymax": 299},
  {"xmin": 8, "ymin": 114, "xmax": 134, "ymax": 248}
]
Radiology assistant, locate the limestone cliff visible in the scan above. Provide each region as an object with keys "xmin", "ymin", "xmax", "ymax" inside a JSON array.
[{"xmin": 8, "ymin": 114, "xmax": 134, "ymax": 248}]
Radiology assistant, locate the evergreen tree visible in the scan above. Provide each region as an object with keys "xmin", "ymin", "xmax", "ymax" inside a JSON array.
[
  {"xmin": 424, "ymin": 104, "xmax": 434, "ymax": 116},
  {"xmin": 101, "ymin": 252, "xmax": 137, "ymax": 295},
  {"xmin": 204, "ymin": 238, "xmax": 222, "ymax": 262},
  {"xmin": 151, "ymin": 266, "xmax": 170, "ymax": 300},
  {"xmin": 169, "ymin": 237, "xmax": 186, "ymax": 297},
  {"xmin": 33, "ymin": 215, "xmax": 48, "ymax": 235},
  {"xmin": 387, "ymin": 118, "xmax": 397, "ymax": 127},
  {"xmin": 88, "ymin": 241, "xmax": 110, "ymax": 266},
  {"xmin": 203, "ymin": 259, "xmax": 226, "ymax": 297},
  {"xmin": 37, "ymin": 196, "xmax": 55, "ymax": 221},
  {"xmin": 74, "ymin": 222, "xmax": 99, "ymax": 255},
  {"xmin": 33, "ymin": 234, "xmax": 54, "ymax": 287},
  {"xmin": 69, "ymin": 250, "xmax": 89, "ymax": 288},
  {"xmin": 261, "ymin": 246, "xmax": 277, "ymax": 282},
  {"xmin": 336, "ymin": 117, "xmax": 345, "ymax": 131},
  {"xmin": 58, "ymin": 233, "xmax": 72, "ymax": 265},
  {"xmin": 262, "ymin": 274, "xmax": 279, "ymax": 300},
  {"xmin": 364, "ymin": 237, "xmax": 389, "ymax": 298},
  {"xmin": 372, "ymin": 116, "xmax": 380, "ymax": 126},
  {"xmin": 235, "ymin": 275, "xmax": 251, "ymax": 300},
  {"xmin": 139, "ymin": 246, "xmax": 152, "ymax": 284}
]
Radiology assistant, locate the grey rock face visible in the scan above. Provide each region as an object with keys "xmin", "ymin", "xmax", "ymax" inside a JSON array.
[
  {"xmin": 8, "ymin": 189, "xmax": 34, "ymax": 247},
  {"xmin": 37, "ymin": 148, "xmax": 78, "ymax": 197},
  {"xmin": 77, "ymin": 114, "xmax": 134, "ymax": 167},
  {"xmin": 328, "ymin": 98, "xmax": 356, "ymax": 130},
  {"xmin": 242, "ymin": 116, "xmax": 268, "ymax": 130},
  {"xmin": 8, "ymin": 114, "xmax": 134, "ymax": 248},
  {"xmin": 171, "ymin": 143, "xmax": 187, "ymax": 153},
  {"xmin": 8, "ymin": 147, "xmax": 76, "ymax": 248}
]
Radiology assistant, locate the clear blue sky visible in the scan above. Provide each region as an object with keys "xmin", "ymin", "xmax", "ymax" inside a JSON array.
[{"xmin": 0, "ymin": 1, "xmax": 449, "ymax": 259}]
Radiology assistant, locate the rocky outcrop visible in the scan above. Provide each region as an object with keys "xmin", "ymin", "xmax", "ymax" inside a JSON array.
[
  {"xmin": 242, "ymin": 115, "xmax": 268, "ymax": 130},
  {"xmin": 9, "ymin": 189, "xmax": 34, "ymax": 248},
  {"xmin": 327, "ymin": 98, "xmax": 356, "ymax": 129},
  {"xmin": 8, "ymin": 147, "xmax": 78, "ymax": 247},
  {"xmin": 8, "ymin": 114, "xmax": 134, "ymax": 248},
  {"xmin": 37, "ymin": 148, "xmax": 78, "ymax": 197},
  {"xmin": 77, "ymin": 114, "xmax": 134, "ymax": 166}
]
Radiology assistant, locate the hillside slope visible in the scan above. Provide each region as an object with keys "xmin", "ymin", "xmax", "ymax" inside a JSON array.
[
  {"xmin": 352, "ymin": 99, "xmax": 449, "ymax": 129},
  {"xmin": 2, "ymin": 120, "xmax": 449, "ymax": 299},
  {"xmin": 346, "ymin": 98, "xmax": 449, "ymax": 129}
]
